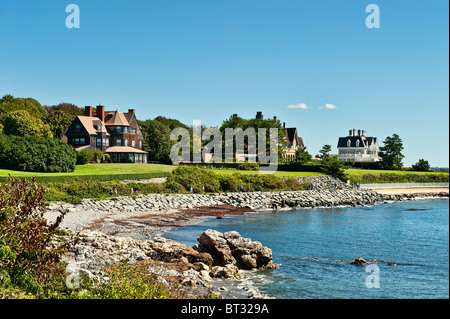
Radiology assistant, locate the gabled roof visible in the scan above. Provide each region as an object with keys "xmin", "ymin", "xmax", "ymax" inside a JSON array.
[
  {"xmin": 104, "ymin": 111, "xmax": 130, "ymax": 126},
  {"xmin": 77, "ymin": 116, "xmax": 110, "ymax": 136},
  {"xmin": 285, "ymin": 127, "xmax": 304, "ymax": 147}
]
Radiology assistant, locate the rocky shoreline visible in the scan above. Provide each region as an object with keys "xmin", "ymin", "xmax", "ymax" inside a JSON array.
[{"xmin": 46, "ymin": 176, "xmax": 448, "ymax": 299}]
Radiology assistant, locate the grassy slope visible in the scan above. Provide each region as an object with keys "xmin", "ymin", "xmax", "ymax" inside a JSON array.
[
  {"xmin": 1, "ymin": 164, "xmax": 447, "ymax": 179},
  {"xmin": 0, "ymin": 163, "xmax": 175, "ymax": 177},
  {"xmin": 345, "ymin": 168, "xmax": 448, "ymax": 176}
]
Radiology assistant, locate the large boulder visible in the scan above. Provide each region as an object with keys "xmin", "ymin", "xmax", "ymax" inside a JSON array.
[
  {"xmin": 197, "ymin": 229, "xmax": 236, "ymax": 266},
  {"xmin": 197, "ymin": 229, "xmax": 276, "ymax": 270}
]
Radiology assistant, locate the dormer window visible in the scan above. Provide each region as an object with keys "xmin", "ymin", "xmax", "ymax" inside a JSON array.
[
  {"xmin": 97, "ymin": 123, "xmax": 102, "ymax": 132},
  {"xmin": 347, "ymin": 139, "xmax": 351, "ymax": 147},
  {"xmin": 356, "ymin": 140, "xmax": 360, "ymax": 147}
]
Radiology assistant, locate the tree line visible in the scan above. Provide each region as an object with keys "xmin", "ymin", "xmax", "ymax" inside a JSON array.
[{"xmin": 0, "ymin": 94, "xmax": 432, "ymax": 173}]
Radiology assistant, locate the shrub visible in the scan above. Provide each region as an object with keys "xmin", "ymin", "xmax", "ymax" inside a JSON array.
[
  {"xmin": 76, "ymin": 150, "xmax": 94, "ymax": 165},
  {"xmin": 0, "ymin": 176, "xmax": 67, "ymax": 297},
  {"xmin": 0, "ymin": 135, "xmax": 76, "ymax": 172},
  {"xmin": 237, "ymin": 162, "xmax": 259, "ymax": 171}
]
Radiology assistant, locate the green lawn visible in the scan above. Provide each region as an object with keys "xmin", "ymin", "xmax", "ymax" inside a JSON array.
[
  {"xmin": 345, "ymin": 168, "xmax": 448, "ymax": 177},
  {"xmin": 0, "ymin": 163, "xmax": 175, "ymax": 178},
  {"xmin": 2, "ymin": 164, "xmax": 446, "ymax": 181}
]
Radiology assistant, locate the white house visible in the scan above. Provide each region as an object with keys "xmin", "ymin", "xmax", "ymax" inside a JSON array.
[{"xmin": 337, "ymin": 129, "xmax": 381, "ymax": 162}]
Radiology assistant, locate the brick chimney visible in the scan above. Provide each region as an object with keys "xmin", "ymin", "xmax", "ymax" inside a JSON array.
[
  {"xmin": 97, "ymin": 105, "xmax": 105, "ymax": 122},
  {"xmin": 283, "ymin": 122, "xmax": 286, "ymax": 129},
  {"xmin": 273, "ymin": 116, "xmax": 277, "ymax": 122},
  {"xmin": 349, "ymin": 129, "xmax": 353, "ymax": 136},
  {"xmin": 256, "ymin": 111, "xmax": 263, "ymax": 120},
  {"xmin": 85, "ymin": 106, "xmax": 92, "ymax": 117},
  {"xmin": 128, "ymin": 109, "xmax": 135, "ymax": 115}
]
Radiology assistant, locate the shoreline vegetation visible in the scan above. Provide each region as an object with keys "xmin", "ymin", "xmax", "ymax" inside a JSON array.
[{"xmin": 0, "ymin": 167, "xmax": 448, "ymax": 300}]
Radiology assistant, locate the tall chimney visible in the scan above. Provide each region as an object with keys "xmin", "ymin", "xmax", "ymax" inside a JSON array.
[
  {"xmin": 353, "ymin": 128, "xmax": 357, "ymax": 136},
  {"xmin": 128, "ymin": 109, "xmax": 135, "ymax": 115},
  {"xmin": 273, "ymin": 116, "xmax": 277, "ymax": 122},
  {"xmin": 256, "ymin": 111, "xmax": 263, "ymax": 120},
  {"xmin": 232, "ymin": 114, "xmax": 238, "ymax": 118},
  {"xmin": 349, "ymin": 129, "xmax": 353, "ymax": 136},
  {"xmin": 283, "ymin": 122, "xmax": 286, "ymax": 129},
  {"xmin": 358, "ymin": 129, "xmax": 361, "ymax": 136},
  {"xmin": 85, "ymin": 106, "xmax": 92, "ymax": 117},
  {"xmin": 362, "ymin": 130, "xmax": 366, "ymax": 136},
  {"xmin": 97, "ymin": 105, "xmax": 105, "ymax": 122}
]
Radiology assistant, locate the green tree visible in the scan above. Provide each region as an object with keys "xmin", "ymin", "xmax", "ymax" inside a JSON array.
[
  {"xmin": 141, "ymin": 119, "xmax": 174, "ymax": 164},
  {"xmin": 219, "ymin": 115, "xmax": 287, "ymax": 161},
  {"xmin": 44, "ymin": 110, "xmax": 76, "ymax": 139},
  {"xmin": 295, "ymin": 146, "xmax": 312, "ymax": 165},
  {"xmin": 321, "ymin": 155, "xmax": 347, "ymax": 180},
  {"xmin": 319, "ymin": 144, "xmax": 332, "ymax": 159},
  {"xmin": 44, "ymin": 102, "xmax": 83, "ymax": 116},
  {"xmin": 379, "ymin": 134, "xmax": 404, "ymax": 170},
  {"xmin": 411, "ymin": 159, "xmax": 430, "ymax": 172},
  {"xmin": 0, "ymin": 94, "xmax": 47, "ymax": 119},
  {"xmin": 1, "ymin": 110, "xmax": 53, "ymax": 138}
]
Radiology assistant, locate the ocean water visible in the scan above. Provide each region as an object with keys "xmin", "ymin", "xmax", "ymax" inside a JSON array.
[{"xmin": 163, "ymin": 199, "xmax": 449, "ymax": 299}]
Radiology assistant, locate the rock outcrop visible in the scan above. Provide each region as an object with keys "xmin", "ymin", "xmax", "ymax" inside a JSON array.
[{"xmin": 58, "ymin": 228, "xmax": 276, "ymax": 298}]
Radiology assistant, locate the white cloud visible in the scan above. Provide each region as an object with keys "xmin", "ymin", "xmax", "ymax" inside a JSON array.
[
  {"xmin": 287, "ymin": 103, "xmax": 311, "ymax": 110},
  {"xmin": 319, "ymin": 103, "xmax": 337, "ymax": 110}
]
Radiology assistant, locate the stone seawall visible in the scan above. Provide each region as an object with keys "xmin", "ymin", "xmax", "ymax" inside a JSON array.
[{"xmin": 46, "ymin": 175, "xmax": 448, "ymax": 239}]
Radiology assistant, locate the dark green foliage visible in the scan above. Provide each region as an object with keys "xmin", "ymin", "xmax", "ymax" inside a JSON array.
[
  {"xmin": 44, "ymin": 110, "xmax": 76, "ymax": 139},
  {"xmin": 379, "ymin": 134, "xmax": 404, "ymax": 170},
  {"xmin": 295, "ymin": 146, "xmax": 312, "ymax": 165},
  {"xmin": 76, "ymin": 149, "xmax": 94, "ymax": 165},
  {"xmin": 411, "ymin": 159, "xmax": 430, "ymax": 172},
  {"xmin": 321, "ymin": 155, "xmax": 347, "ymax": 180},
  {"xmin": 140, "ymin": 119, "xmax": 174, "ymax": 164},
  {"xmin": 0, "ymin": 135, "xmax": 77, "ymax": 172},
  {"xmin": 237, "ymin": 162, "xmax": 259, "ymax": 171}
]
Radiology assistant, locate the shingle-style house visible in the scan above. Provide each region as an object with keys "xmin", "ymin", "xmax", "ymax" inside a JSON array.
[
  {"xmin": 282, "ymin": 122, "xmax": 304, "ymax": 161},
  {"xmin": 64, "ymin": 105, "xmax": 148, "ymax": 163},
  {"xmin": 337, "ymin": 129, "xmax": 380, "ymax": 162}
]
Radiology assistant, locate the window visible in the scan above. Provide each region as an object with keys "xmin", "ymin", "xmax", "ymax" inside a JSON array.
[
  {"xmin": 116, "ymin": 126, "xmax": 122, "ymax": 133},
  {"xmin": 130, "ymin": 128, "xmax": 136, "ymax": 134},
  {"xmin": 97, "ymin": 123, "xmax": 102, "ymax": 132},
  {"xmin": 132, "ymin": 140, "xmax": 136, "ymax": 147},
  {"xmin": 80, "ymin": 138, "xmax": 85, "ymax": 144},
  {"xmin": 74, "ymin": 124, "xmax": 81, "ymax": 132},
  {"xmin": 124, "ymin": 139, "xmax": 128, "ymax": 146},
  {"xmin": 124, "ymin": 127, "xmax": 128, "ymax": 133},
  {"xmin": 116, "ymin": 139, "xmax": 122, "ymax": 146},
  {"xmin": 97, "ymin": 138, "xmax": 101, "ymax": 146}
]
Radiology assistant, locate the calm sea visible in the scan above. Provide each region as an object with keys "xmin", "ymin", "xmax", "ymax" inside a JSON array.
[{"xmin": 163, "ymin": 199, "xmax": 449, "ymax": 299}]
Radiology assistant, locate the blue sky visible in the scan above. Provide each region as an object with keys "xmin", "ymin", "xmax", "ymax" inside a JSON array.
[{"xmin": 0, "ymin": 0, "xmax": 448, "ymax": 167}]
